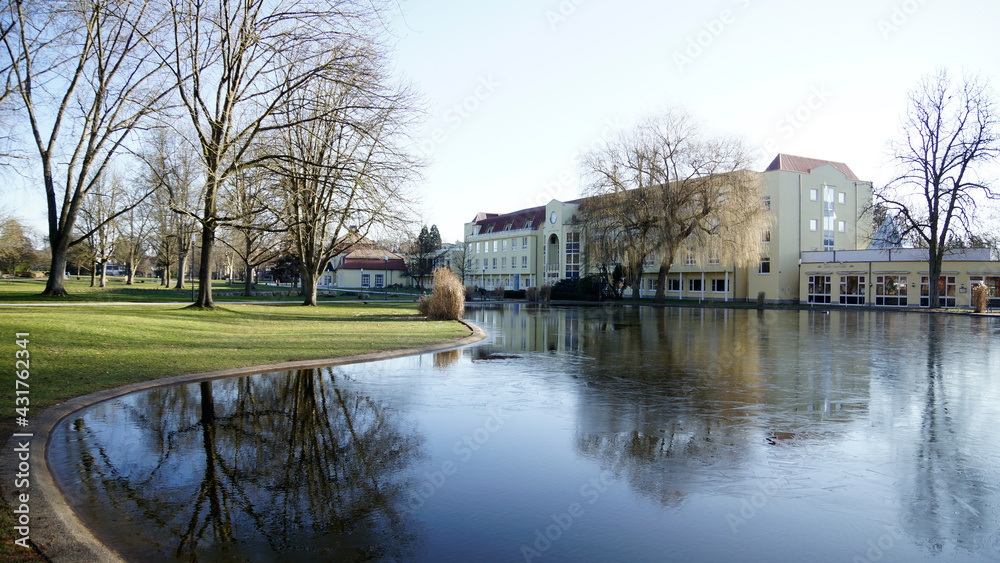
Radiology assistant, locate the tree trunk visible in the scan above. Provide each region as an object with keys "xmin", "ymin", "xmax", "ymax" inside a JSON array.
[
  {"xmin": 126, "ymin": 261, "xmax": 136, "ymax": 285},
  {"xmin": 90, "ymin": 260, "xmax": 97, "ymax": 287},
  {"xmin": 175, "ymin": 248, "xmax": 187, "ymax": 289},
  {"xmin": 99, "ymin": 261, "xmax": 107, "ymax": 288},
  {"xmin": 301, "ymin": 268, "xmax": 318, "ymax": 306},
  {"xmin": 194, "ymin": 224, "xmax": 215, "ymax": 308},
  {"xmin": 927, "ymin": 250, "xmax": 942, "ymax": 308},
  {"xmin": 653, "ymin": 263, "xmax": 670, "ymax": 304},
  {"xmin": 631, "ymin": 265, "xmax": 644, "ymax": 301},
  {"xmin": 42, "ymin": 236, "xmax": 70, "ymax": 296}
]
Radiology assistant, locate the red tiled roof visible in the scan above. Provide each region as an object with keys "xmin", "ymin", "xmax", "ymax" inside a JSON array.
[
  {"xmin": 474, "ymin": 205, "xmax": 546, "ymax": 234},
  {"xmin": 764, "ymin": 154, "xmax": 860, "ymax": 181},
  {"xmin": 339, "ymin": 257, "xmax": 407, "ymax": 271}
]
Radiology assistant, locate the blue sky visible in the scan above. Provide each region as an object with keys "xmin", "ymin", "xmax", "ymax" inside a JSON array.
[
  {"xmin": 6, "ymin": 0, "xmax": 1000, "ymax": 244},
  {"xmin": 386, "ymin": 0, "xmax": 1000, "ymax": 242}
]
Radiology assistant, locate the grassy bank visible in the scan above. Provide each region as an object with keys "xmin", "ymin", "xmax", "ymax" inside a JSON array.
[
  {"xmin": 0, "ymin": 277, "xmax": 427, "ymax": 303},
  {"xmin": 0, "ymin": 302, "xmax": 465, "ymax": 412},
  {"xmin": 0, "ymin": 302, "xmax": 467, "ymax": 560}
]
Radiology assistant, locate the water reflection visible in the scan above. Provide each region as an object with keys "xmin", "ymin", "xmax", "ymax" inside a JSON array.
[{"xmin": 54, "ymin": 368, "xmax": 424, "ymax": 561}]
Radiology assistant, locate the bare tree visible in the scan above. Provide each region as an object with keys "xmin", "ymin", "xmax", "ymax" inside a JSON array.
[
  {"xmin": 219, "ymin": 164, "xmax": 287, "ymax": 297},
  {"xmin": 581, "ymin": 111, "xmax": 769, "ymax": 303},
  {"xmin": 114, "ymin": 186, "xmax": 153, "ymax": 284},
  {"xmin": 274, "ymin": 63, "xmax": 419, "ymax": 306},
  {"xmin": 137, "ymin": 131, "xmax": 200, "ymax": 288},
  {"xmin": 880, "ymin": 69, "xmax": 999, "ymax": 307},
  {"xmin": 2, "ymin": 0, "xmax": 169, "ymax": 296},
  {"xmin": 161, "ymin": 0, "xmax": 390, "ymax": 308},
  {"xmin": 77, "ymin": 176, "xmax": 123, "ymax": 287}
]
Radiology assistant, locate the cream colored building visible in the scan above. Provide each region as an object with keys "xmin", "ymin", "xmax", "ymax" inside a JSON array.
[{"xmin": 463, "ymin": 154, "xmax": 998, "ymax": 306}]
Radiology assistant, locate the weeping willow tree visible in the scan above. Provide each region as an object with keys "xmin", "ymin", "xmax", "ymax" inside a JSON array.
[{"xmin": 580, "ymin": 110, "xmax": 770, "ymax": 303}]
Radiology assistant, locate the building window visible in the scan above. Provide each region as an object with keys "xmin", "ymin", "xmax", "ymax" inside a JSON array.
[
  {"xmin": 838, "ymin": 221, "xmax": 845, "ymax": 232},
  {"xmin": 807, "ymin": 275, "xmax": 831, "ymax": 304},
  {"xmin": 838, "ymin": 192, "xmax": 846, "ymax": 204},
  {"xmin": 361, "ymin": 273, "xmax": 370, "ymax": 287},
  {"xmin": 467, "ymin": 243, "xmax": 472, "ymax": 253},
  {"xmin": 511, "ymin": 238, "xmax": 517, "ymax": 251},
  {"xmin": 759, "ymin": 257, "xmax": 771, "ymax": 274},
  {"xmin": 810, "ymin": 188, "xmax": 818, "ymax": 201},
  {"xmin": 476, "ymin": 242, "xmax": 481, "ymax": 253},
  {"xmin": 474, "ymin": 258, "xmax": 479, "ymax": 270},
  {"xmin": 823, "ymin": 186, "xmax": 835, "ymax": 251},
  {"xmin": 501, "ymin": 257, "xmax": 507, "ymax": 269},
  {"xmin": 524, "ymin": 218, "xmax": 533, "ymax": 229},
  {"xmin": 711, "ymin": 278, "xmax": 727, "ymax": 293},
  {"xmin": 685, "ymin": 247, "xmax": 696, "ymax": 266},
  {"xmin": 875, "ymin": 275, "xmax": 908, "ymax": 306},
  {"xmin": 920, "ymin": 276, "xmax": 957, "ymax": 308},
  {"xmin": 492, "ymin": 258, "xmax": 497, "ymax": 270},
  {"xmin": 522, "ymin": 256, "xmax": 528, "ymax": 269},
  {"xmin": 809, "ymin": 219, "xmax": 818, "ymax": 231},
  {"xmin": 504, "ymin": 221, "xmax": 512, "ymax": 231},
  {"xmin": 689, "ymin": 278, "xmax": 703, "ymax": 292},
  {"xmin": 502, "ymin": 239, "xmax": 507, "ymax": 252},
  {"xmin": 466, "ymin": 259, "xmax": 472, "ymax": 271},
  {"xmin": 762, "ymin": 196, "xmax": 771, "ymax": 211},
  {"xmin": 374, "ymin": 274, "xmax": 384, "ymax": 288},
  {"xmin": 522, "ymin": 237, "xmax": 528, "ymax": 249},
  {"xmin": 840, "ymin": 275, "xmax": 866, "ymax": 305},
  {"xmin": 708, "ymin": 247, "xmax": 720, "ymax": 265},
  {"xmin": 493, "ymin": 240, "xmax": 498, "ymax": 252},
  {"xmin": 565, "ymin": 232, "xmax": 580, "ymax": 279},
  {"xmin": 486, "ymin": 224, "xmax": 494, "ymax": 233},
  {"xmin": 668, "ymin": 278, "xmax": 681, "ymax": 292},
  {"xmin": 762, "ymin": 229, "xmax": 771, "ymax": 243}
]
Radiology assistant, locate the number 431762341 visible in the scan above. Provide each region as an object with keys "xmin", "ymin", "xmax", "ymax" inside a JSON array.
[{"xmin": 15, "ymin": 333, "xmax": 29, "ymax": 419}]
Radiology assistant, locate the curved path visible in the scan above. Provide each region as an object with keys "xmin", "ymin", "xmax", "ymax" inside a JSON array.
[{"xmin": 2, "ymin": 319, "xmax": 487, "ymax": 562}]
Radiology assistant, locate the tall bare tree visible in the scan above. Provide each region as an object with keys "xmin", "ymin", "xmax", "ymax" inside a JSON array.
[
  {"xmin": 161, "ymin": 0, "xmax": 389, "ymax": 308},
  {"xmin": 274, "ymin": 64, "xmax": 418, "ymax": 306},
  {"xmin": 76, "ymin": 175, "xmax": 123, "ymax": 287},
  {"xmin": 138, "ymin": 130, "xmax": 200, "ymax": 288},
  {"xmin": 879, "ymin": 69, "xmax": 999, "ymax": 308},
  {"xmin": 2, "ymin": 0, "xmax": 169, "ymax": 296},
  {"xmin": 114, "ymin": 185, "xmax": 153, "ymax": 284},
  {"xmin": 220, "ymin": 164, "xmax": 287, "ymax": 297},
  {"xmin": 581, "ymin": 111, "xmax": 769, "ymax": 303}
]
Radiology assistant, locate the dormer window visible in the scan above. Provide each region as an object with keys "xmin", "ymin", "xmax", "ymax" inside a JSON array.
[
  {"xmin": 485, "ymin": 224, "xmax": 494, "ymax": 233},
  {"xmin": 524, "ymin": 218, "xmax": 533, "ymax": 228},
  {"xmin": 504, "ymin": 221, "xmax": 512, "ymax": 231}
]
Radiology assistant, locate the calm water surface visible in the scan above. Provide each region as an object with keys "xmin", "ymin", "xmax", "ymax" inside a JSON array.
[{"xmin": 49, "ymin": 306, "xmax": 1000, "ymax": 562}]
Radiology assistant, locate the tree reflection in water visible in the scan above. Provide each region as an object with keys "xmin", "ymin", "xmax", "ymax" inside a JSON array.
[{"xmin": 58, "ymin": 367, "xmax": 424, "ymax": 561}]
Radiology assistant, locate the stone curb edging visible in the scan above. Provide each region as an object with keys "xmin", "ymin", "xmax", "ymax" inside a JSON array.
[{"xmin": 2, "ymin": 319, "xmax": 487, "ymax": 562}]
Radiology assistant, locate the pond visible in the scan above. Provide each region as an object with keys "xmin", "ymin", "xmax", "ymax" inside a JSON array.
[{"xmin": 49, "ymin": 305, "xmax": 1000, "ymax": 562}]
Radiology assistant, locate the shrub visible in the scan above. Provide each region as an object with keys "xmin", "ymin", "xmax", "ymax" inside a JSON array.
[
  {"xmin": 539, "ymin": 284, "xmax": 552, "ymax": 302},
  {"xmin": 526, "ymin": 286, "xmax": 539, "ymax": 302},
  {"xmin": 465, "ymin": 285, "xmax": 476, "ymax": 302},
  {"xmin": 418, "ymin": 267, "xmax": 466, "ymax": 320},
  {"xmin": 972, "ymin": 283, "xmax": 989, "ymax": 313},
  {"xmin": 504, "ymin": 289, "xmax": 526, "ymax": 299},
  {"xmin": 492, "ymin": 285, "xmax": 505, "ymax": 300}
]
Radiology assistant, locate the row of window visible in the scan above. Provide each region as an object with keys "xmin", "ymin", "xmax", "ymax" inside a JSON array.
[
  {"xmin": 806, "ymin": 275, "xmax": 1000, "ymax": 307},
  {"xmin": 470, "ymin": 257, "xmax": 531, "ymax": 271},
  {"xmin": 479, "ymin": 218, "xmax": 534, "ymax": 234},
  {"xmin": 470, "ymin": 238, "xmax": 530, "ymax": 254},
  {"xmin": 639, "ymin": 278, "xmax": 731, "ymax": 293},
  {"xmin": 809, "ymin": 188, "xmax": 848, "ymax": 204}
]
